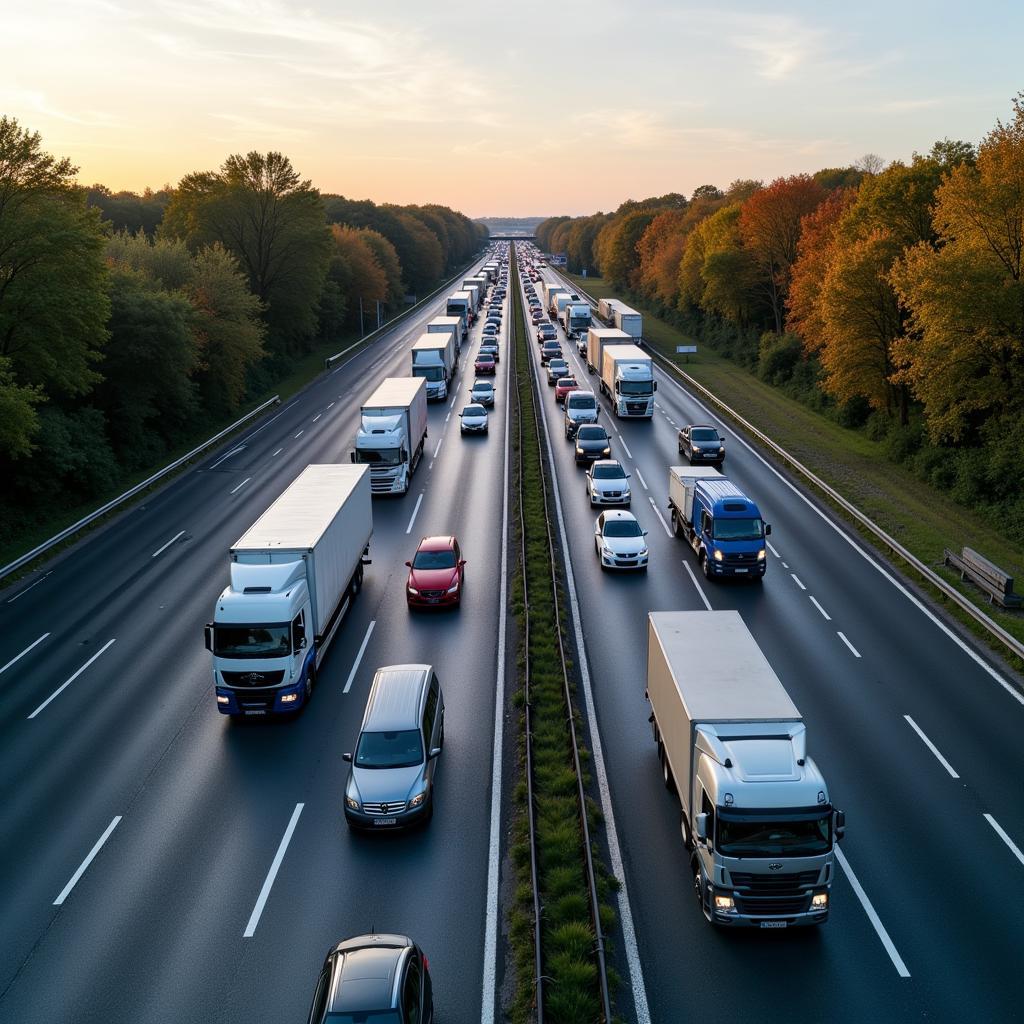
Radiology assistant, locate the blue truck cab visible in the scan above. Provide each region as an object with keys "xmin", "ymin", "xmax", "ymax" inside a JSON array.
[{"xmin": 668, "ymin": 467, "xmax": 771, "ymax": 580}]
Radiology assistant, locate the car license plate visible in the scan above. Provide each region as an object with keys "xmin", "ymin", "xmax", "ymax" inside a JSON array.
[
  {"xmin": 373, "ymin": 818, "xmax": 397, "ymax": 826},
  {"xmin": 244, "ymin": 709, "xmax": 266, "ymax": 716},
  {"xmin": 760, "ymin": 920, "xmax": 787, "ymax": 929},
  {"xmin": 734, "ymin": 568, "xmax": 748, "ymax": 573}
]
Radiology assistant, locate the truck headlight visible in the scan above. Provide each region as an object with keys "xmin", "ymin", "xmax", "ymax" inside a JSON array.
[
  {"xmin": 409, "ymin": 791, "xmax": 428, "ymax": 808},
  {"xmin": 216, "ymin": 694, "xmax": 230, "ymax": 705},
  {"xmin": 812, "ymin": 892, "xmax": 829, "ymax": 909},
  {"xmin": 713, "ymin": 895, "xmax": 736, "ymax": 912},
  {"xmin": 757, "ymin": 549, "xmax": 766, "ymax": 561},
  {"xmin": 280, "ymin": 692, "xmax": 299, "ymax": 703},
  {"xmin": 345, "ymin": 796, "xmax": 360, "ymax": 811},
  {"xmin": 713, "ymin": 549, "xmax": 723, "ymax": 562}
]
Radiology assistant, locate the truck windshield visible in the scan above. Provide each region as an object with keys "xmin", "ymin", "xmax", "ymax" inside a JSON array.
[
  {"xmin": 718, "ymin": 812, "xmax": 831, "ymax": 857},
  {"xmin": 355, "ymin": 730, "xmax": 424, "ymax": 769},
  {"xmin": 414, "ymin": 367, "xmax": 444, "ymax": 381},
  {"xmin": 713, "ymin": 518, "xmax": 764, "ymax": 541},
  {"xmin": 619, "ymin": 380, "xmax": 652, "ymax": 395},
  {"xmin": 214, "ymin": 624, "xmax": 291, "ymax": 658},
  {"xmin": 354, "ymin": 448, "xmax": 402, "ymax": 466}
]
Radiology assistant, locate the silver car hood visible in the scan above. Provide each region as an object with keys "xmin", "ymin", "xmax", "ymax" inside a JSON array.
[{"xmin": 350, "ymin": 764, "xmax": 424, "ymax": 803}]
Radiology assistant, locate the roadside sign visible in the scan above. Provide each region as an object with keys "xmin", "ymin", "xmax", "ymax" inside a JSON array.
[{"xmin": 676, "ymin": 345, "xmax": 697, "ymax": 354}]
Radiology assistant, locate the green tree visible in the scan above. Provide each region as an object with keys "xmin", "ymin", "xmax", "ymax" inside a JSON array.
[{"xmin": 0, "ymin": 355, "xmax": 43, "ymax": 457}]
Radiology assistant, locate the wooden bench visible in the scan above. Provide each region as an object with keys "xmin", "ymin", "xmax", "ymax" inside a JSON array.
[{"xmin": 944, "ymin": 546, "xmax": 1022, "ymax": 608}]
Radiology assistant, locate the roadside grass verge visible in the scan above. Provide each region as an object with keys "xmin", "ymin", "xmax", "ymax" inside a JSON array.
[
  {"xmin": 565, "ymin": 272, "xmax": 1024, "ymax": 664},
  {"xmin": 508, "ymin": 251, "xmax": 619, "ymax": 1023}
]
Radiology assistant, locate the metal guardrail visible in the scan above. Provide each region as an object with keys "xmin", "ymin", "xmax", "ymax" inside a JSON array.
[
  {"xmin": 0, "ymin": 394, "xmax": 281, "ymax": 583},
  {"xmin": 563, "ymin": 273, "xmax": 1024, "ymax": 664}
]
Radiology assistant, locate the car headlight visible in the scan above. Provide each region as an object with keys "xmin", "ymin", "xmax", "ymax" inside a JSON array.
[
  {"xmin": 692, "ymin": 445, "xmax": 700, "ymax": 453},
  {"xmin": 812, "ymin": 892, "xmax": 829, "ymax": 909},
  {"xmin": 713, "ymin": 549, "xmax": 724, "ymax": 562},
  {"xmin": 622, "ymin": 488, "xmax": 630, "ymax": 497},
  {"xmin": 345, "ymin": 796, "xmax": 360, "ymax": 811},
  {"xmin": 602, "ymin": 546, "xmax": 615, "ymax": 557},
  {"xmin": 757, "ymin": 549, "xmax": 766, "ymax": 561},
  {"xmin": 719, "ymin": 446, "xmax": 725, "ymax": 453},
  {"xmin": 407, "ymin": 586, "xmax": 419, "ymax": 595},
  {"xmin": 408, "ymin": 791, "xmax": 428, "ymax": 808},
  {"xmin": 639, "ymin": 547, "xmax": 648, "ymax": 557},
  {"xmin": 447, "ymin": 580, "xmax": 459, "ymax": 593},
  {"xmin": 602, "ymin": 447, "xmax": 611, "ymax": 456}
]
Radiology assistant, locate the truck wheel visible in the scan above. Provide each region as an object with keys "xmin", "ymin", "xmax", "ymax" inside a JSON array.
[
  {"xmin": 304, "ymin": 665, "xmax": 316, "ymax": 704},
  {"xmin": 701, "ymin": 553, "xmax": 712, "ymax": 580},
  {"xmin": 351, "ymin": 564, "xmax": 364, "ymax": 596},
  {"xmin": 659, "ymin": 742, "xmax": 676, "ymax": 793},
  {"xmin": 670, "ymin": 509, "xmax": 680, "ymax": 536},
  {"xmin": 680, "ymin": 811, "xmax": 693, "ymax": 852}
]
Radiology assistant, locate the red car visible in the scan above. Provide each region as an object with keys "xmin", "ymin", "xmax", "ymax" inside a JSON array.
[
  {"xmin": 554, "ymin": 376, "xmax": 579, "ymax": 403},
  {"xmin": 406, "ymin": 536, "xmax": 466, "ymax": 608},
  {"xmin": 475, "ymin": 352, "xmax": 496, "ymax": 374}
]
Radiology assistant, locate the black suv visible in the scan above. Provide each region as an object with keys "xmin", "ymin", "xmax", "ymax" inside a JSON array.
[
  {"xmin": 678, "ymin": 424, "xmax": 725, "ymax": 467},
  {"xmin": 307, "ymin": 933, "xmax": 433, "ymax": 1023}
]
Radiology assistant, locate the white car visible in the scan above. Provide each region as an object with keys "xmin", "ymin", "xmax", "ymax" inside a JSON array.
[
  {"xmin": 594, "ymin": 510, "xmax": 648, "ymax": 571},
  {"xmin": 470, "ymin": 380, "xmax": 496, "ymax": 406},
  {"xmin": 586, "ymin": 460, "xmax": 631, "ymax": 507},
  {"xmin": 460, "ymin": 403, "xmax": 489, "ymax": 435}
]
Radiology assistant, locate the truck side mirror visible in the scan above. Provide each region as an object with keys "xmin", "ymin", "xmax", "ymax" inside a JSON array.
[
  {"xmin": 695, "ymin": 813, "xmax": 708, "ymax": 842},
  {"xmin": 204, "ymin": 625, "xmax": 213, "ymax": 652},
  {"xmin": 653, "ymin": 381, "xmax": 658, "ymax": 391},
  {"xmin": 765, "ymin": 523, "xmax": 772, "ymax": 536},
  {"xmin": 349, "ymin": 451, "xmax": 355, "ymax": 463},
  {"xmin": 835, "ymin": 809, "xmax": 846, "ymax": 842}
]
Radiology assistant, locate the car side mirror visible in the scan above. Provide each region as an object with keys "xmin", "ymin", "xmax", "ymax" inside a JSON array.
[
  {"xmin": 429, "ymin": 747, "xmax": 442, "ymax": 759},
  {"xmin": 405, "ymin": 560, "xmax": 412, "ymax": 567},
  {"xmin": 765, "ymin": 523, "xmax": 772, "ymax": 536},
  {"xmin": 343, "ymin": 752, "xmax": 352, "ymax": 763},
  {"xmin": 695, "ymin": 813, "xmax": 708, "ymax": 841},
  {"xmin": 204, "ymin": 625, "xmax": 213, "ymax": 652},
  {"xmin": 459, "ymin": 559, "xmax": 466, "ymax": 566},
  {"xmin": 643, "ymin": 530, "xmax": 649, "ymax": 536}
]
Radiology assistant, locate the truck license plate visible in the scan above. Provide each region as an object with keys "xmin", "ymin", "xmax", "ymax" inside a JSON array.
[
  {"xmin": 734, "ymin": 568, "xmax": 748, "ymax": 573},
  {"xmin": 760, "ymin": 920, "xmax": 787, "ymax": 929},
  {"xmin": 373, "ymin": 818, "xmax": 397, "ymax": 826},
  {"xmin": 244, "ymin": 709, "xmax": 266, "ymax": 716}
]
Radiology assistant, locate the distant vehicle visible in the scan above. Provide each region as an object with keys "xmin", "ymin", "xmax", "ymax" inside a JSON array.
[
  {"xmin": 344, "ymin": 664, "xmax": 444, "ymax": 829},
  {"xmin": 564, "ymin": 389, "xmax": 599, "ymax": 437},
  {"xmin": 600, "ymin": 343, "xmax": 655, "ymax": 418},
  {"xmin": 554, "ymin": 376, "xmax": 579, "ymax": 403},
  {"xmin": 352, "ymin": 378, "xmax": 429, "ymax": 495},
  {"xmin": 540, "ymin": 340, "xmax": 563, "ymax": 364},
  {"xmin": 207, "ymin": 465, "xmax": 372, "ymax": 717},
  {"xmin": 546, "ymin": 358, "xmax": 569, "ymax": 384},
  {"xmin": 646, "ymin": 610, "xmax": 843, "ymax": 927},
  {"xmin": 479, "ymin": 343, "xmax": 500, "ymax": 363},
  {"xmin": 587, "ymin": 459, "xmax": 631, "ymax": 506},
  {"xmin": 482, "ymin": 322, "xmax": 498, "ymax": 337},
  {"xmin": 594, "ymin": 509, "xmax": 648, "ymax": 570},
  {"xmin": 531, "ymin": 309, "xmax": 544, "ymax": 324},
  {"xmin": 574, "ymin": 423, "xmax": 611, "ymax": 464},
  {"xmin": 411, "ymin": 332, "xmax": 457, "ymax": 402},
  {"xmin": 562, "ymin": 301, "xmax": 592, "ymax": 340},
  {"xmin": 678, "ymin": 424, "xmax": 725, "ymax": 466},
  {"xmin": 667, "ymin": 466, "xmax": 770, "ymax": 580},
  {"xmin": 445, "ymin": 294, "xmax": 471, "ymax": 341},
  {"xmin": 475, "ymin": 352, "xmax": 496, "ymax": 374},
  {"xmin": 307, "ymin": 933, "xmax": 434, "ymax": 1024},
  {"xmin": 406, "ymin": 535, "xmax": 465, "ymax": 609},
  {"xmin": 460, "ymin": 403, "xmax": 489, "ymax": 435},
  {"xmin": 470, "ymin": 380, "xmax": 496, "ymax": 406},
  {"xmin": 537, "ymin": 323, "xmax": 557, "ymax": 344}
]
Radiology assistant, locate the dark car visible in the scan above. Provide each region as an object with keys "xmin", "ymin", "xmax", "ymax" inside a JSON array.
[
  {"xmin": 307, "ymin": 933, "xmax": 433, "ymax": 1024},
  {"xmin": 678, "ymin": 424, "xmax": 725, "ymax": 466},
  {"xmin": 475, "ymin": 352, "xmax": 496, "ymax": 374},
  {"xmin": 546, "ymin": 358, "xmax": 569, "ymax": 385},
  {"xmin": 540, "ymin": 340, "xmax": 563, "ymax": 364},
  {"xmin": 537, "ymin": 323, "xmax": 557, "ymax": 344},
  {"xmin": 575, "ymin": 424, "xmax": 612, "ymax": 464}
]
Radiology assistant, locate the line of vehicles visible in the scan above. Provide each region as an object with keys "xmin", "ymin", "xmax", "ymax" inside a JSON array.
[{"xmin": 517, "ymin": 242, "xmax": 844, "ymax": 929}]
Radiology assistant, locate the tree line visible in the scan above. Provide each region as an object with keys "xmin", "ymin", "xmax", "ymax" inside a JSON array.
[
  {"xmin": 537, "ymin": 96, "xmax": 1024, "ymax": 543},
  {"xmin": 0, "ymin": 116, "xmax": 487, "ymax": 548}
]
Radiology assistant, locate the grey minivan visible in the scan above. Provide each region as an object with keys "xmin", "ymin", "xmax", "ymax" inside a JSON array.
[{"xmin": 344, "ymin": 665, "xmax": 444, "ymax": 830}]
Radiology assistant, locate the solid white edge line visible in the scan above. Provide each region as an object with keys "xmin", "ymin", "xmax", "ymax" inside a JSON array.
[
  {"xmin": 343, "ymin": 620, "xmax": 376, "ymax": 694},
  {"xmin": 480, "ymin": 301, "xmax": 511, "ymax": 1024},
  {"xmin": 657, "ymin": 368, "xmax": 1024, "ymax": 706},
  {"xmin": 648, "ymin": 496, "xmax": 673, "ymax": 538},
  {"xmin": 243, "ymin": 803, "xmax": 304, "ymax": 937},
  {"xmin": 53, "ymin": 815, "xmax": 122, "ymax": 906},
  {"xmin": 791, "ymin": 573, "xmax": 807, "ymax": 591},
  {"xmin": 404, "ymin": 493, "xmax": 424, "ymax": 535},
  {"xmin": 809, "ymin": 596, "xmax": 832, "ymax": 621},
  {"xmin": 834, "ymin": 846, "xmax": 911, "ymax": 977},
  {"xmin": 903, "ymin": 715, "xmax": 960, "ymax": 779},
  {"xmin": 522, "ymin": 279, "xmax": 652, "ymax": 1023},
  {"xmin": 837, "ymin": 631, "xmax": 862, "ymax": 658},
  {"xmin": 0, "ymin": 632, "xmax": 51, "ymax": 676},
  {"xmin": 683, "ymin": 561, "xmax": 713, "ymax": 611},
  {"xmin": 151, "ymin": 530, "xmax": 185, "ymax": 559},
  {"xmin": 229, "ymin": 477, "xmax": 251, "ymax": 495},
  {"xmin": 6, "ymin": 571, "xmax": 53, "ymax": 602},
  {"xmin": 635, "ymin": 468, "xmax": 648, "ymax": 491},
  {"xmin": 28, "ymin": 638, "xmax": 117, "ymax": 719},
  {"xmin": 984, "ymin": 813, "xmax": 1024, "ymax": 868}
]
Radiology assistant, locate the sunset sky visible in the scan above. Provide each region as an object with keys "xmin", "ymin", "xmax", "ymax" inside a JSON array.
[{"xmin": 3, "ymin": 0, "xmax": 1021, "ymax": 217}]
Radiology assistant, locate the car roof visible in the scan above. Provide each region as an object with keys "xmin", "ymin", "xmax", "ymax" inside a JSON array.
[
  {"xmin": 363, "ymin": 665, "xmax": 431, "ymax": 732},
  {"xmin": 473, "ymin": 379, "xmax": 494, "ymax": 387},
  {"xmin": 687, "ymin": 423, "xmax": 719, "ymax": 431},
  {"xmin": 417, "ymin": 535, "xmax": 455, "ymax": 552},
  {"xmin": 328, "ymin": 937, "xmax": 410, "ymax": 1013},
  {"xmin": 591, "ymin": 459, "xmax": 622, "ymax": 469},
  {"xmin": 600, "ymin": 510, "xmax": 637, "ymax": 522}
]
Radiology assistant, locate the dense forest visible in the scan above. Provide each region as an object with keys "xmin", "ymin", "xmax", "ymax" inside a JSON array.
[
  {"xmin": 0, "ymin": 116, "xmax": 487, "ymax": 548},
  {"xmin": 537, "ymin": 96, "xmax": 1024, "ymax": 542}
]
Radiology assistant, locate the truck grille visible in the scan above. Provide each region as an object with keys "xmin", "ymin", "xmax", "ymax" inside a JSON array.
[
  {"xmin": 362, "ymin": 801, "xmax": 407, "ymax": 815},
  {"xmin": 222, "ymin": 670, "xmax": 285, "ymax": 687},
  {"xmin": 724, "ymin": 551, "xmax": 758, "ymax": 564},
  {"xmin": 626, "ymin": 402, "xmax": 648, "ymax": 414},
  {"xmin": 730, "ymin": 870, "xmax": 818, "ymax": 916},
  {"xmin": 735, "ymin": 893, "xmax": 811, "ymax": 915},
  {"xmin": 234, "ymin": 692, "xmax": 278, "ymax": 713}
]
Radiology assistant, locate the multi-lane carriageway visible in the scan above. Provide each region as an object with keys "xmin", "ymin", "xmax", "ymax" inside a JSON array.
[{"xmin": 0, "ymin": 242, "xmax": 1020, "ymax": 1023}]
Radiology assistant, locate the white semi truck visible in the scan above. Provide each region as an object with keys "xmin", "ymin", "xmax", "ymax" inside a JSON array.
[
  {"xmin": 586, "ymin": 327, "xmax": 632, "ymax": 375},
  {"xmin": 207, "ymin": 464, "xmax": 373, "ymax": 718},
  {"xmin": 545, "ymin": 283, "xmax": 569, "ymax": 314},
  {"xmin": 352, "ymin": 377, "xmax": 429, "ymax": 495},
  {"xmin": 599, "ymin": 343, "xmax": 656, "ymax": 417},
  {"xmin": 411, "ymin": 331, "xmax": 457, "ymax": 401},
  {"xmin": 611, "ymin": 302, "xmax": 642, "ymax": 341},
  {"xmin": 647, "ymin": 610, "xmax": 844, "ymax": 927},
  {"xmin": 448, "ymin": 291, "xmax": 474, "ymax": 332},
  {"xmin": 562, "ymin": 300, "xmax": 592, "ymax": 339},
  {"xmin": 427, "ymin": 315, "xmax": 462, "ymax": 352}
]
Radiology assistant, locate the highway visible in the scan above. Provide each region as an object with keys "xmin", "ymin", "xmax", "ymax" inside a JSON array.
[
  {"xmin": 519, "ymin": 258, "xmax": 1024, "ymax": 1023},
  {"xmin": 0, "ymin": 259, "xmax": 512, "ymax": 1023}
]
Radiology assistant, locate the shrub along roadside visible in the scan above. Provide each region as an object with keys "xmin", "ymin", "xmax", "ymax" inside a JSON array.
[{"xmin": 507, "ymin": 249, "xmax": 619, "ymax": 1023}]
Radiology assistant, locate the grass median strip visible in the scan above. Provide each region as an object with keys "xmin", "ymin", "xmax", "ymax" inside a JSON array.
[{"xmin": 507, "ymin": 250, "xmax": 618, "ymax": 1024}]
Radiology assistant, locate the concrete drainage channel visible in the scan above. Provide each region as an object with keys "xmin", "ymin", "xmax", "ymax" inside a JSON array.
[{"xmin": 507, "ymin": 246, "xmax": 615, "ymax": 1024}]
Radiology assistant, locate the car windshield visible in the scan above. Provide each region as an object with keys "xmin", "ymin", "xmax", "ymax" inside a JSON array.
[
  {"xmin": 578, "ymin": 426, "xmax": 607, "ymax": 440},
  {"xmin": 355, "ymin": 729, "xmax": 424, "ymax": 769},
  {"xmin": 463, "ymin": 405, "xmax": 486, "ymax": 416},
  {"xmin": 558, "ymin": 378, "xmax": 577, "ymax": 388},
  {"xmin": 413, "ymin": 549, "xmax": 456, "ymax": 570},
  {"xmin": 213, "ymin": 624, "xmax": 291, "ymax": 659},
  {"xmin": 603, "ymin": 519, "xmax": 642, "ymax": 538},
  {"xmin": 691, "ymin": 428, "xmax": 719, "ymax": 442},
  {"xmin": 717, "ymin": 811, "xmax": 832, "ymax": 857},
  {"xmin": 354, "ymin": 448, "xmax": 402, "ymax": 466},
  {"xmin": 326, "ymin": 1009, "xmax": 403, "ymax": 1022},
  {"xmin": 593, "ymin": 464, "xmax": 624, "ymax": 479},
  {"xmin": 473, "ymin": 386, "xmax": 492, "ymax": 396},
  {"xmin": 713, "ymin": 517, "xmax": 764, "ymax": 541}
]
